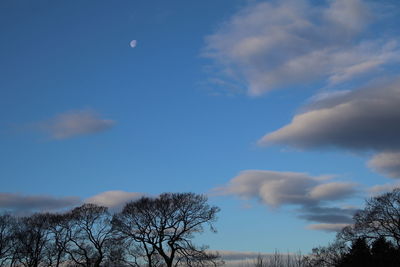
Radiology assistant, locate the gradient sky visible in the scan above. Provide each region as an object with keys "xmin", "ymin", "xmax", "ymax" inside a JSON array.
[{"xmin": 1, "ymin": 0, "xmax": 400, "ymax": 259}]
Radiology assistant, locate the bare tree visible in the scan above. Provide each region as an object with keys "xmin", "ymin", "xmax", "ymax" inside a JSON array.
[
  {"xmin": 0, "ymin": 214, "xmax": 16, "ymax": 267},
  {"xmin": 102, "ymin": 237, "xmax": 140, "ymax": 267},
  {"xmin": 270, "ymin": 250, "xmax": 283, "ymax": 267},
  {"xmin": 253, "ymin": 254, "xmax": 266, "ymax": 267},
  {"xmin": 12, "ymin": 213, "xmax": 52, "ymax": 267},
  {"xmin": 249, "ymin": 251, "xmax": 306, "ymax": 267},
  {"xmin": 338, "ymin": 188, "xmax": 400, "ymax": 247},
  {"xmin": 305, "ymin": 188, "xmax": 400, "ymax": 267},
  {"xmin": 112, "ymin": 192, "xmax": 222, "ymax": 267},
  {"xmin": 291, "ymin": 250, "xmax": 305, "ymax": 267},
  {"xmin": 66, "ymin": 204, "xmax": 113, "ymax": 267},
  {"xmin": 41, "ymin": 213, "xmax": 72, "ymax": 267},
  {"xmin": 113, "ymin": 238, "xmax": 164, "ymax": 267},
  {"xmin": 303, "ymin": 240, "xmax": 348, "ymax": 267}
]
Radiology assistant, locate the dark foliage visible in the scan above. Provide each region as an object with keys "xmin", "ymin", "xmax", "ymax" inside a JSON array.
[{"xmin": 307, "ymin": 188, "xmax": 400, "ymax": 267}]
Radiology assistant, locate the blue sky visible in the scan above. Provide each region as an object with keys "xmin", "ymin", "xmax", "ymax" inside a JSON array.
[{"xmin": 1, "ymin": 0, "xmax": 400, "ymax": 258}]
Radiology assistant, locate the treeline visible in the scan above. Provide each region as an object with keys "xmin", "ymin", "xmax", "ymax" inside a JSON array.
[
  {"xmin": 304, "ymin": 188, "xmax": 400, "ymax": 267},
  {"xmin": 248, "ymin": 251, "xmax": 306, "ymax": 267},
  {"xmin": 0, "ymin": 193, "xmax": 222, "ymax": 267},
  {"xmin": 2, "ymin": 189, "xmax": 400, "ymax": 267},
  {"xmin": 241, "ymin": 189, "xmax": 400, "ymax": 267}
]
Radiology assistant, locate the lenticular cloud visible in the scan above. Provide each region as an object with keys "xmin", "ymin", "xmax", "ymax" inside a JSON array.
[
  {"xmin": 216, "ymin": 169, "xmax": 357, "ymax": 231},
  {"xmin": 259, "ymin": 78, "xmax": 400, "ymax": 178}
]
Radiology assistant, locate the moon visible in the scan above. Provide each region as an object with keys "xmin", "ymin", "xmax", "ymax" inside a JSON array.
[{"xmin": 130, "ymin": 40, "xmax": 137, "ymax": 48}]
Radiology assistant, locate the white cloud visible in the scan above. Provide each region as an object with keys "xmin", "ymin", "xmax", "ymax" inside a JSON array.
[
  {"xmin": 324, "ymin": 0, "xmax": 370, "ymax": 33},
  {"xmin": 259, "ymin": 78, "xmax": 400, "ymax": 178},
  {"xmin": 85, "ymin": 190, "xmax": 144, "ymax": 211},
  {"xmin": 309, "ymin": 183, "xmax": 357, "ymax": 201},
  {"xmin": 369, "ymin": 182, "xmax": 400, "ymax": 195},
  {"xmin": 38, "ymin": 109, "xmax": 115, "ymax": 140},
  {"xmin": 217, "ymin": 170, "xmax": 356, "ymax": 207},
  {"xmin": 368, "ymin": 152, "xmax": 400, "ymax": 178},
  {"xmin": 204, "ymin": 0, "xmax": 400, "ymax": 95},
  {"xmin": 216, "ymin": 170, "xmax": 357, "ymax": 230},
  {"xmin": 259, "ymin": 79, "xmax": 400, "ymax": 150}
]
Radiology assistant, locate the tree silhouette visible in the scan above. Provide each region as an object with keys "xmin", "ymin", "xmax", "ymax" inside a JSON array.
[
  {"xmin": 340, "ymin": 189, "xmax": 400, "ymax": 246},
  {"xmin": 303, "ymin": 240, "xmax": 348, "ymax": 267},
  {"xmin": 0, "ymin": 192, "xmax": 222, "ymax": 266},
  {"xmin": 307, "ymin": 188, "xmax": 400, "ymax": 267},
  {"xmin": 337, "ymin": 238, "xmax": 371, "ymax": 267},
  {"xmin": 370, "ymin": 237, "xmax": 400, "ymax": 266},
  {"xmin": 66, "ymin": 204, "xmax": 114, "ymax": 267},
  {"xmin": 44, "ymin": 213, "xmax": 73, "ymax": 267},
  {"xmin": 112, "ymin": 192, "xmax": 222, "ymax": 267},
  {"xmin": 12, "ymin": 213, "xmax": 51, "ymax": 267},
  {"xmin": 0, "ymin": 215, "xmax": 15, "ymax": 267}
]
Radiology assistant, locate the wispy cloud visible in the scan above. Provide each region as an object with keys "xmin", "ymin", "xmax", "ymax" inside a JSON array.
[
  {"xmin": 0, "ymin": 193, "xmax": 81, "ymax": 214},
  {"xmin": 204, "ymin": 0, "xmax": 400, "ymax": 96},
  {"xmin": 307, "ymin": 223, "xmax": 351, "ymax": 232},
  {"xmin": 0, "ymin": 190, "xmax": 144, "ymax": 215},
  {"xmin": 368, "ymin": 181, "xmax": 400, "ymax": 195},
  {"xmin": 215, "ymin": 170, "xmax": 357, "ymax": 230},
  {"xmin": 37, "ymin": 109, "xmax": 115, "ymax": 140},
  {"xmin": 216, "ymin": 250, "xmax": 277, "ymax": 267},
  {"xmin": 298, "ymin": 206, "xmax": 355, "ymax": 225}
]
